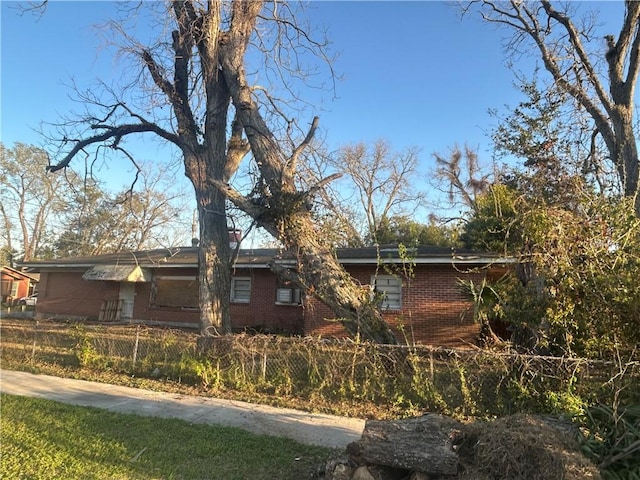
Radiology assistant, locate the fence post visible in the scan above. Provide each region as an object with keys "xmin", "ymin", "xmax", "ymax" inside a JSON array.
[
  {"xmin": 261, "ymin": 351, "xmax": 267, "ymax": 381},
  {"xmin": 132, "ymin": 324, "xmax": 140, "ymax": 367},
  {"xmin": 429, "ymin": 349, "xmax": 434, "ymax": 381},
  {"xmin": 31, "ymin": 320, "xmax": 39, "ymax": 362}
]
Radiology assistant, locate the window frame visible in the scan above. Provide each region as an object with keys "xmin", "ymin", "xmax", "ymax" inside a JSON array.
[
  {"xmin": 231, "ymin": 277, "xmax": 251, "ymax": 304},
  {"xmin": 275, "ymin": 286, "xmax": 301, "ymax": 306},
  {"xmin": 371, "ymin": 275, "xmax": 402, "ymax": 310}
]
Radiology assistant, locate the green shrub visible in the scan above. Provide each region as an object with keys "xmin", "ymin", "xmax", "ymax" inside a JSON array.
[{"xmin": 577, "ymin": 403, "xmax": 640, "ymax": 480}]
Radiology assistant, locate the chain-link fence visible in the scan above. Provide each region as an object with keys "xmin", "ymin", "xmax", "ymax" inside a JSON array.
[
  {"xmin": 1, "ymin": 319, "xmax": 196, "ymax": 372},
  {"xmin": 1, "ymin": 319, "xmax": 637, "ymax": 418}
]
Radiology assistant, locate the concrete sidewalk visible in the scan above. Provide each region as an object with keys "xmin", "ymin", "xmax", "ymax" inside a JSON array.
[{"xmin": 0, "ymin": 369, "xmax": 364, "ymax": 449}]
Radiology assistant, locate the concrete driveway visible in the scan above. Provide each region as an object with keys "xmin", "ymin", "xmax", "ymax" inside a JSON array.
[{"xmin": 0, "ymin": 369, "xmax": 364, "ymax": 449}]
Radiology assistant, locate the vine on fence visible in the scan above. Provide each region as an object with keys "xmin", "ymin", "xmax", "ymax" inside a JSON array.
[{"xmin": 1, "ymin": 320, "xmax": 638, "ymax": 420}]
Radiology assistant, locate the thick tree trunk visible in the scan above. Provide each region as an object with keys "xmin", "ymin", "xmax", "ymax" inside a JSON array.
[
  {"xmin": 218, "ymin": 2, "xmax": 397, "ymax": 343},
  {"xmin": 196, "ymin": 190, "xmax": 232, "ymax": 336},
  {"xmin": 611, "ymin": 109, "xmax": 640, "ymax": 215},
  {"xmin": 346, "ymin": 415, "xmax": 463, "ymax": 476},
  {"xmin": 177, "ymin": 0, "xmax": 235, "ymax": 337},
  {"xmin": 185, "ymin": 147, "xmax": 233, "ymax": 336},
  {"xmin": 271, "ymin": 211, "xmax": 398, "ymax": 344}
]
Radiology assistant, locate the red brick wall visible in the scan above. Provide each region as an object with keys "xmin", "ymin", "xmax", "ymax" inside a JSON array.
[
  {"xmin": 37, "ymin": 270, "xmax": 120, "ymax": 319},
  {"xmin": 303, "ymin": 264, "xmax": 485, "ymax": 348},
  {"xmin": 37, "ymin": 267, "xmax": 303, "ymax": 333},
  {"xmin": 140, "ymin": 268, "xmax": 303, "ymax": 332},
  {"xmin": 229, "ymin": 269, "xmax": 304, "ymax": 334},
  {"xmin": 37, "ymin": 263, "xmax": 484, "ymax": 347}
]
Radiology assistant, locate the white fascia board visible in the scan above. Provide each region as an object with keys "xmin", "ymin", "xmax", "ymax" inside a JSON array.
[
  {"xmin": 339, "ymin": 257, "xmax": 514, "ymax": 265},
  {"xmin": 29, "ymin": 264, "xmax": 95, "ymax": 270},
  {"xmin": 231, "ymin": 263, "xmax": 275, "ymax": 269}
]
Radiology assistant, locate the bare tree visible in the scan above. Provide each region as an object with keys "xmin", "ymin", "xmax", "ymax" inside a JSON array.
[
  {"xmin": 54, "ymin": 165, "xmax": 190, "ymax": 257},
  {"xmin": 432, "ymin": 144, "xmax": 493, "ymax": 214},
  {"xmin": 300, "ymin": 140, "xmax": 426, "ymax": 246},
  {"xmin": 0, "ymin": 143, "xmax": 69, "ymax": 261},
  {"xmin": 468, "ymin": 0, "xmax": 640, "ymax": 215},
  {"xmin": 297, "ymin": 145, "xmax": 364, "ymax": 247},
  {"xmin": 338, "ymin": 141, "xmax": 425, "ymax": 244},
  {"xmin": 114, "ymin": 164, "xmax": 191, "ymax": 250},
  {"xmin": 45, "ymin": 1, "xmax": 397, "ymax": 343}
]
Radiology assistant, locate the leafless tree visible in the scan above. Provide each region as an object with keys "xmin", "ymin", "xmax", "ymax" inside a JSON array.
[
  {"xmin": 338, "ymin": 141, "xmax": 425, "ymax": 244},
  {"xmin": 432, "ymin": 144, "xmax": 493, "ymax": 214},
  {"xmin": 467, "ymin": 0, "xmax": 640, "ymax": 215},
  {"xmin": 54, "ymin": 164, "xmax": 190, "ymax": 257},
  {"xmin": 300, "ymin": 140, "xmax": 426, "ymax": 246},
  {"xmin": 0, "ymin": 143, "xmax": 69, "ymax": 261},
  {"xmin": 297, "ymin": 145, "xmax": 363, "ymax": 247},
  {"xmin": 45, "ymin": 1, "xmax": 397, "ymax": 343}
]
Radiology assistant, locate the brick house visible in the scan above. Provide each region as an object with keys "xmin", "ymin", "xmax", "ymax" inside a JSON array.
[
  {"xmin": 18, "ymin": 245, "xmax": 506, "ymax": 347},
  {"xmin": 1, "ymin": 266, "xmax": 39, "ymax": 306}
]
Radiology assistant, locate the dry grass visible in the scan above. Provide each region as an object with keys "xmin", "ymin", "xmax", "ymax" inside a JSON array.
[{"xmin": 457, "ymin": 414, "xmax": 602, "ymax": 480}]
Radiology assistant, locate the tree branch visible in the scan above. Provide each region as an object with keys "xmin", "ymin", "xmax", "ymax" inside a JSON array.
[
  {"xmin": 285, "ymin": 115, "xmax": 319, "ymax": 180},
  {"xmin": 224, "ymin": 116, "xmax": 250, "ymax": 182},
  {"xmin": 612, "ymin": 1, "xmax": 640, "ymax": 105},
  {"xmin": 47, "ymin": 123, "xmax": 179, "ymax": 173},
  {"xmin": 540, "ymin": 1, "xmax": 613, "ymax": 113}
]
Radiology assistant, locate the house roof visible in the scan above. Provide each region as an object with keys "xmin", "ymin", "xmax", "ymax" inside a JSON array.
[
  {"xmin": 1, "ymin": 265, "xmax": 40, "ymax": 282},
  {"xmin": 335, "ymin": 246, "xmax": 505, "ymax": 264},
  {"xmin": 17, "ymin": 245, "xmax": 509, "ymax": 272}
]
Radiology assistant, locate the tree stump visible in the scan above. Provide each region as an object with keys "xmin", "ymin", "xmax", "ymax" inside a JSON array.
[{"xmin": 346, "ymin": 414, "xmax": 463, "ymax": 476}]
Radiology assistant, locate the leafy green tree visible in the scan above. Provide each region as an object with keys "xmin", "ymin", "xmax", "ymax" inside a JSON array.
[
  {"xmin": 374, "ymin": 215, "xmax": 458, "ymax": 247},
  {"xmin": 0, "ymin": 245, "xmax": 17, "ymax": 267},
  {"xmin": 459, "ymin": 184, "xmax": 521, "ymax": 254},
  {"xmin": 492, "ymin": 78, "xmax": 598, "ymax": 211}
]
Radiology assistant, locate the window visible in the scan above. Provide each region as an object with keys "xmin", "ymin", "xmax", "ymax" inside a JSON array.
[
  {"xmin": 231, "ymin": 277, "xmax": 251, "ymax": 303},
  {"xmin": 10, "ymin": 282, "xmax": 19, "ymax": 297},
  {"xmin": 276, "ymin": 287, "xmax": 301, "ymax": 305},
  {"xmin": 151, "ymin": 276, "xmax": 198, "ymax": 308},
  {"xmin": 372, "ymin": 275, "xmax": 402, "ymax": 310}
]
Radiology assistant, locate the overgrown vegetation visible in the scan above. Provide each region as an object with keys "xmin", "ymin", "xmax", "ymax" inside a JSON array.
[
  {"xmin": 0, "ymin": 394, "xmax": 334, "ymax": 480},
  {"xmin": 2, "ymin": 319, "xmax": 638, "ymax": 478},
  {"xmin": 2, "ymin": 320, "xmax": 637, "ymax": 420},
  {"xmin": 461, "ymin": 188, "xmax": 640, "ymax": 359},
  {"xmin": 576, "ymin": 403, "xmax": 640, "ymax": 480}
]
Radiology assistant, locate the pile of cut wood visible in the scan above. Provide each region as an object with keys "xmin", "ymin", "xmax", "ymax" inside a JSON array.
[{"xmin": 319, "ymin": 413, "xmax": 601, "ymax": 480}]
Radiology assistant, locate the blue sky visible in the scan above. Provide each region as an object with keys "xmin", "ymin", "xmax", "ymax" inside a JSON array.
[{"xmin": 0, "ymin": 1, "xmax": 626, "ymax": 224}]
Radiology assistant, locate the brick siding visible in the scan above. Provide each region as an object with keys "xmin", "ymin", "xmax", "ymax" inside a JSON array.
[
  {"xmin": 35, "ymin": 262, "xmax": 485, "ymax": 348},
  {"xmin": 303, "ymin": 264, "xmax": 485, "ymax": 348},
  {"xmin": 37, "ymin": 270, "xmax": 120, "ymax": 319},
  {"xmin": 228, "ymin": 269, "xmax": 304, "ymax": 334}
]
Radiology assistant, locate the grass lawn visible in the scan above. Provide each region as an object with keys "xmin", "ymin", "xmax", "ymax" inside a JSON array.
[{"xmin": 0, "ymin": 394, "xmax": 336, "ymax": 479}]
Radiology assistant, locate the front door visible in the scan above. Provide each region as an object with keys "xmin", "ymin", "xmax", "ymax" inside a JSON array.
[{"xmin": 119, "ymin": 282, "xmax": 136, "ymax": 321}]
